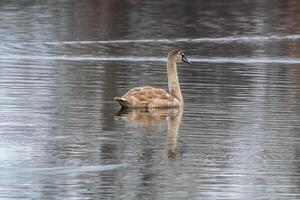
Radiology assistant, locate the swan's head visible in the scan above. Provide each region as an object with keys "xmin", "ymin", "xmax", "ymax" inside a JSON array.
[{"xmin": 168, "ymin": 50, "xmax": 191, "ymax": 64}]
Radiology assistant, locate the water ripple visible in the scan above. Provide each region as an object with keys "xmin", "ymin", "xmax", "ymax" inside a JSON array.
[
  {"xmin": 0, "ymin": 164, "xmax": 124, "ymax": 175},
  {"xmin": 1, "ymin": 55, "xmax": 300, "ymax": 64},
  {"xmin": 2, "ymin": 34, "xmax": 300, "ymax": 45}
]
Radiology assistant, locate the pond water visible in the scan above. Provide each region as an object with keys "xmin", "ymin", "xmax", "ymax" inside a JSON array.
[{"xmin": 1, "ymin": 0, "xmax": 300, "ymax": 199}]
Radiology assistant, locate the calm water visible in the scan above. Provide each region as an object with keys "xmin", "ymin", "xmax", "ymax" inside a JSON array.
[{"xmin": 1, "ymin": 0, "xmax": 300, "ymax": 199}]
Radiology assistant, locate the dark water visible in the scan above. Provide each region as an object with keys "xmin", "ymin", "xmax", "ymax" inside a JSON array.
[{"xmin": 1, "ymin": 0, "xmax": 300, "ymax": 199}]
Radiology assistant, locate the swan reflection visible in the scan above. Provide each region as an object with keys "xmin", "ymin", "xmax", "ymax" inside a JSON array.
[{"xmin": 115, "ymin": 108, "xmax": 183, "ymax": 158}]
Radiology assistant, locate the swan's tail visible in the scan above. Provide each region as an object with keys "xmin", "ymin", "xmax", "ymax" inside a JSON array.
[{"xmin": 114, "ymin": 97, "xmax": 131, "ymax": 108}]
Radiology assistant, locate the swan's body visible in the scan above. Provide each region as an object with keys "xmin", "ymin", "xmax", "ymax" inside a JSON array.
[
  {"xmin": 115, "ymin": 86, "xmax": 181, "ymax": 108},
  {"xmin": 114, "ymin": 50, "xmax": 191, "ymax": 108}
]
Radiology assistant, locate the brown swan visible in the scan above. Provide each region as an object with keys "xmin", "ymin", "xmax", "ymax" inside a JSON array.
[{"xmin": 114, "ymin": 50, "xmax": 191, "ymax": 108}]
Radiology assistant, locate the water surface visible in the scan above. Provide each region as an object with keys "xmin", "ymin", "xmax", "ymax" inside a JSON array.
[{"xmin": 1, "ymin": 0, "xmax": 300, "ymax": 199}]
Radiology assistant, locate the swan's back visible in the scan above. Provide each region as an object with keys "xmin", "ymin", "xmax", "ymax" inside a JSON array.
[{"xmin": 115, "ymin": 86, "xmax": 180, "ymax": 108}]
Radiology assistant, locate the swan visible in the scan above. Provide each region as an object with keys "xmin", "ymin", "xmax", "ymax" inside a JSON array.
[{"xmin": 114, "ymin": 50, "xmax": 191, "ymax": 108}]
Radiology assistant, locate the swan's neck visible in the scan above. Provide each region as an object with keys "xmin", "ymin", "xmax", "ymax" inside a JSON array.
[{"xmin": 167, "ymin": 60, "xmax": 183, "ymax": 104}]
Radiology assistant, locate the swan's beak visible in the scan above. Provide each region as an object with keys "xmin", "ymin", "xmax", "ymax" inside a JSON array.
[{"xmin": 182, "ymin": 55, "xmax": 191, "ymax": 64}]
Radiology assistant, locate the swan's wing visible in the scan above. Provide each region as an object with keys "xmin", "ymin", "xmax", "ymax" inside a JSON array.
[
  {"xmin": 121, "ymin": 86, "xmax": 178, "ymax": 107},
  {"xmin": 123, "ymin": 86, "xmax": 171, "ymax": 100}
]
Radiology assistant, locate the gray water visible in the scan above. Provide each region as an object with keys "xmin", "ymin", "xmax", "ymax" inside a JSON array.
[{"xmin": 1, "ymin": 0, "xmax": 300, "ymax": 199}]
